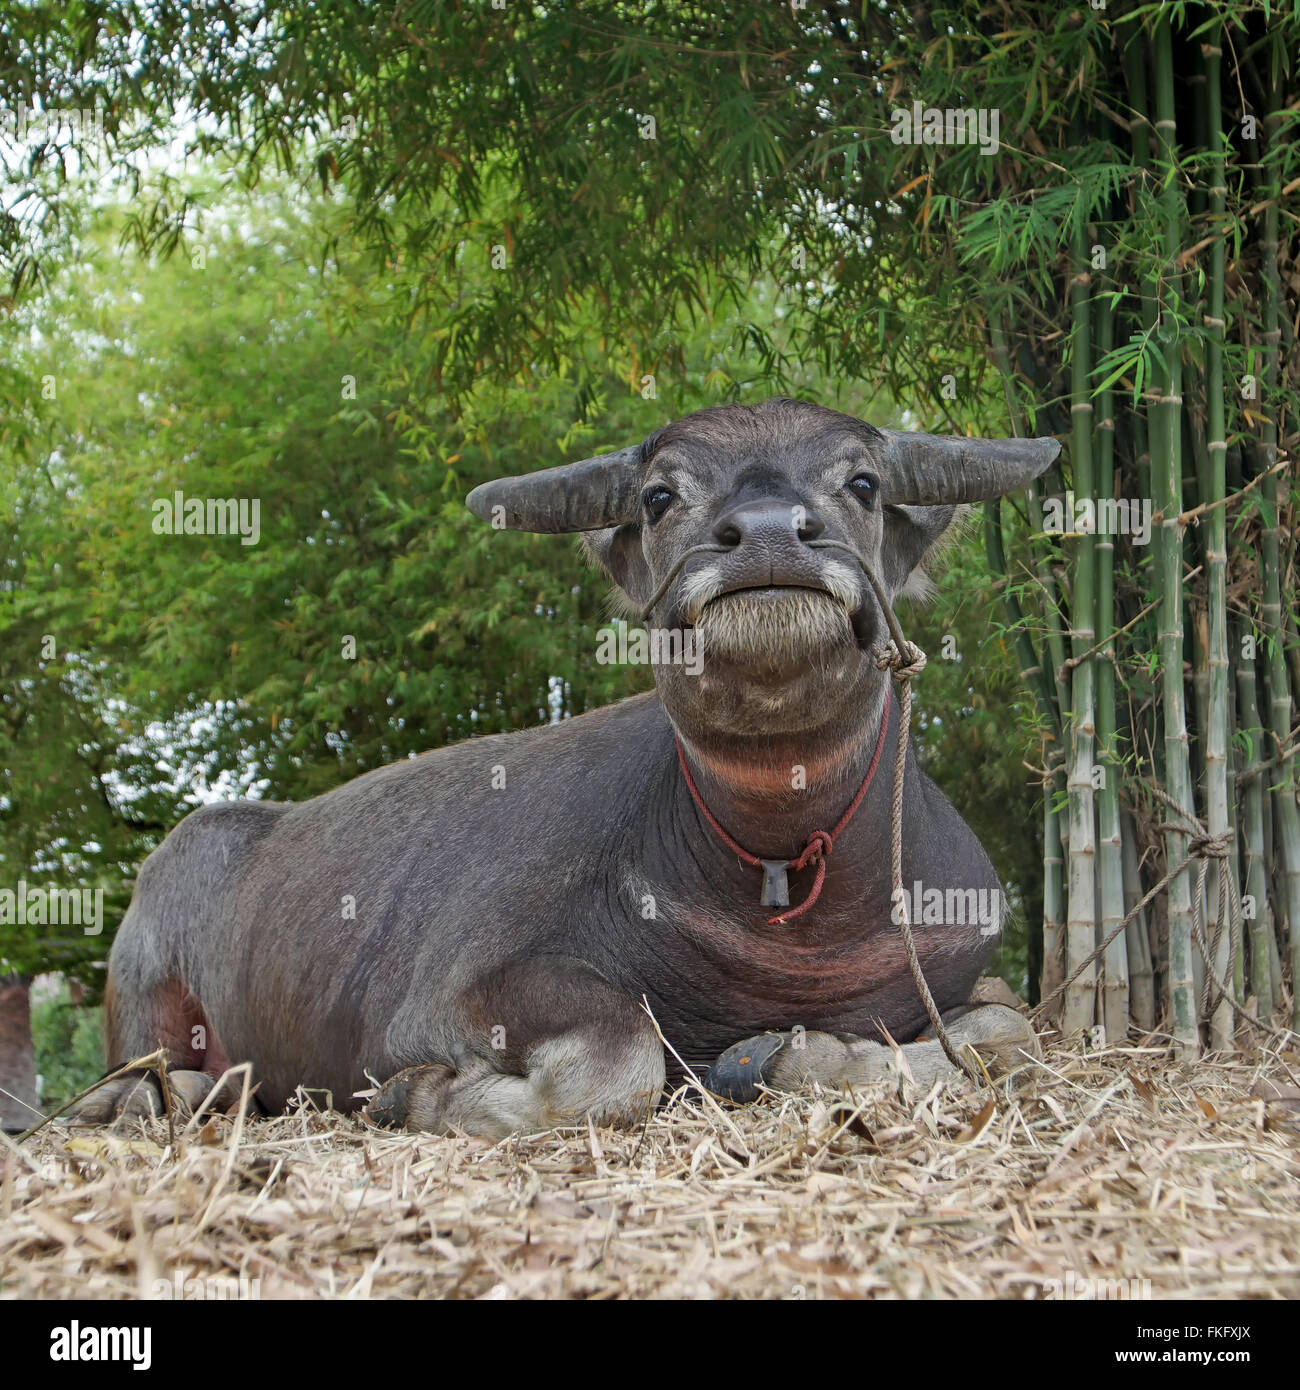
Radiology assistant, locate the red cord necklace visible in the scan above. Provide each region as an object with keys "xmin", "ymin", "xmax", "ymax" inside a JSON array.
[{"xmin": 674, "ymin": 688, "xmax": 892, "ymax": 925}]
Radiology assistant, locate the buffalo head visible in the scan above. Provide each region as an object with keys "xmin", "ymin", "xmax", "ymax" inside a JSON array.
[{"xmin": 467, "ymin": 398, "xmax": 1059, "ymax": 746}]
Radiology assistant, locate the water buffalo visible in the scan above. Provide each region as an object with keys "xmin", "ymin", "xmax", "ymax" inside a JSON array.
[{"xmin": 83, "ymin": 398, "xmax": 1055, "ymax": 1137}]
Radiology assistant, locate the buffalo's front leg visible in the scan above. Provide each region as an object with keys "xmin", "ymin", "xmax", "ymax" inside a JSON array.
[
  {"xmin": 707, "ymin": 1004, "xmax": 1039, "ymax": 1102},
  {"xmin": 366, "ymin": 957, "xmax": 664, "ymax": 1140}
]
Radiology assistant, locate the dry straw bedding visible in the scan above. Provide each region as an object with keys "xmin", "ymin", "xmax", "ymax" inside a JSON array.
[{"xmin": 2, "ymin": 1035, "xmax": 1298, "ymax": 1300}]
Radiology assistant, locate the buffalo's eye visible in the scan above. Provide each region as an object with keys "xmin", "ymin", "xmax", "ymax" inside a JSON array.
[
  {"xmin": 643, "ymin": 486, "xmax": 675, "ymax": 520},
  {"xmin": 847, "ymin": 473, "xmax": 879, "ymax": 505}
]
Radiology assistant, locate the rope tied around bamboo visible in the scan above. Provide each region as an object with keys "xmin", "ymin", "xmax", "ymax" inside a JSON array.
[
  {"xmin": 1030, "ymin": 821, "xmax": 1287, "ymax": 1044},
  {"xmin": 1186, "ymin": 831, "xmax": 1233, "ymax": 862}
]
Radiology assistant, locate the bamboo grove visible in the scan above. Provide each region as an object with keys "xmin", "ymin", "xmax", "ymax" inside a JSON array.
[
  {"xmin": 5, "ymin": 1, "xmax": 1299, "ymax": 1051},
  {"xmin": 839, "ymin": 1, "xmax": 1300, "ymax": 1050},
  {"xmin": 940, "ymin": 4, "xmax": 1300, "ymax": 1050}
]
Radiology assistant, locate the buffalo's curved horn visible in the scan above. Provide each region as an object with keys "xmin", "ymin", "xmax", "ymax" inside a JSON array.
[
  {"xmin": 876, "ymin": 432, "xmax": 1061, "ymax": 506},
  {"xmin": 465, "ymin": 444, "xmax": 645, "ymax": 532}
]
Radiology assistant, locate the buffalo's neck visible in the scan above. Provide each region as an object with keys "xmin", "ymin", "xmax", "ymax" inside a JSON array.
[{"xmin": 670, "ymin": 679, "xmax": 894, "ymax": 863}]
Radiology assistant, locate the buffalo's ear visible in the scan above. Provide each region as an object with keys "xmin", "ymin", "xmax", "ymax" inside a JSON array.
[
  {"xmin": 882, "ymin": 504, "xmax": 958, "ymax": 601},
  {"xmin": 582, "ymin": 524, "xmax": 653, "ymax": 614}
]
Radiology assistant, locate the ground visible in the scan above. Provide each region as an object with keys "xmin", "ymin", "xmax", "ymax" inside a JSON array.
[{"xmin": 1, "ymin": 1035, "xmax": 1298, "ymax": 1300}]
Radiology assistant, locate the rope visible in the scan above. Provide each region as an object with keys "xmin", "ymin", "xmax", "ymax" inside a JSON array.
[
  {"xmin": 1030, "ymin": 829, "xmax": 1233, "ymax": 1024},
  {"xmin": 1192, "ymin": 864, "xmax": 1274, "ymax": 1038},
  {"xmin": 1145, "ymin": 801, "xmax": 1281, "ymax": 1041},
  {"xmin": 640, "ymin": 542, "xmax": 733, "ymax": 620},
  {"xmin": 806, "ymin": 538, "xmax": 977, "ymax": 1073},
  {"xmin": 872, "ymin": 638, "xmax": 981, "ymax": 1076}
]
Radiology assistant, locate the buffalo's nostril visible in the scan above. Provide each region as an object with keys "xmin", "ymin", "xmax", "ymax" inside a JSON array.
[{"xmin": 712, "ymin": 501, "xmax": 826, "ymax": 548}]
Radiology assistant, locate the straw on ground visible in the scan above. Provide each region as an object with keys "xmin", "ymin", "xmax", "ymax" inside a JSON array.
[{"xmin": 2, "ymin": 1034, "xmax": 1297, "ymax": 1300}]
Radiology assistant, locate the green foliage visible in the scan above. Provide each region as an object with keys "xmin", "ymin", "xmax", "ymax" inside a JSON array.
[{"xmin": 31, "ymin": 983, "xmax": 103, "ymax": 1114}]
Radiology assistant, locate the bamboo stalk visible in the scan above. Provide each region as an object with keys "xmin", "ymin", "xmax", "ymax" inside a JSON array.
[
  {"xmin": 1264, "ymin": 765, "xmax": 1280, "ymax": 1006},
  {"xmin": 986, "ymin": 312, "xmax": 1066, "ymax": 1014},
  {"xmin": 1285, "ymin": 608, "xmax": 1300, "ymax": 722},
  {"xmin": 1094, "ymin": 273, "xmax": 1129, "ymax": 1042},
  {"xmin": 1043, "ymin": 760, "xmax": 1066, "ymax": 1015},
  {"xmin": 1123, "ymin": 34, "xmax": 1155, "ymax": 520},
  {"xmin": 1256, "ymin": 41, "xmax": 1300, "ymax": 1030},
  {"xmin": 1121, "ymin": 24, "xmax": 1162, "ymax": 984},
  {"xmin": 1225, "ymin": 603, "xmax": 1244, "ymax": 1007},
  {"xmin": 1063, "ymin": 189, "xmax": 1100, "ymax": 1037},
  {"xmin": 1121, "ymin": 808, "xmax": 1156, "ymax": 1028},
  {"xmin": 1027, "ymin": 469, "xmax": 1070, "ymax": 1021},
  {"xmin": 1202, "ymin": 28, "xmax": 1235, "ymax": 1049},
  {"xmin": 1150, "ymin": 13, "xmax": 1199, "ymax": 1053},
  {"xmin": 1234, "ymin": 613, "xmax": 1274, "ymax": 1012}
]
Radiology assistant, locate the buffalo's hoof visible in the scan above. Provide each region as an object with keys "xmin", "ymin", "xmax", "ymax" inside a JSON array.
[
  {"xmin": 70, "ymin": 1068, "xmax": 242, "ymax": 1125},
  {"xmin": 364, "ymin": 1063, "xmax": 456, "ymax": 1130},
  {"xmin": 364, "ymin": 1069, "xmax": 416, "ymax": 1129},
  {"xmin": 704, "ymin": 1033, "xmax": 786, "ymax": 1103}
]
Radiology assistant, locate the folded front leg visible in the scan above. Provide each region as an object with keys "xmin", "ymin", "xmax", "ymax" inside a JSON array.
[
  {"xmin": 707, "ymin": 1004, "xmax": 1040, "ymax": 1102},
  {"xmin": 366, "ymin": 956, "xmax": 665, "ymax": 1140},
  {"xmin": 71, "ymin": 1067, "xmax": 249, "ymax": 1124}
]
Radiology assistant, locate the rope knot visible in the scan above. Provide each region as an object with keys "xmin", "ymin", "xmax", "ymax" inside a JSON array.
[
  {"xmin": 876, "ymin": 639, "xmax": 928, "ymax": 679},
  {"xmin": 1188, "ymin": 830, "xmax": 1232, "ymax": 860},
  {"xmin": 794, "ymin": 830, "xmax": 833, "ymax": 872}
]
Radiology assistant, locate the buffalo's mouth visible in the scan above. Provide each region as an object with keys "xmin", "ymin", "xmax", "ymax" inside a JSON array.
[
  {"xmin": 700, "ymin": 581, "xmax": 835, "ymax": 607},
  {"xmin": 692, "ymin": 583, "xmax": 861, "ymax": 670},
  {"xmin": 682, "ymin": 570, "xmax": 861, "ymax": 622}
]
